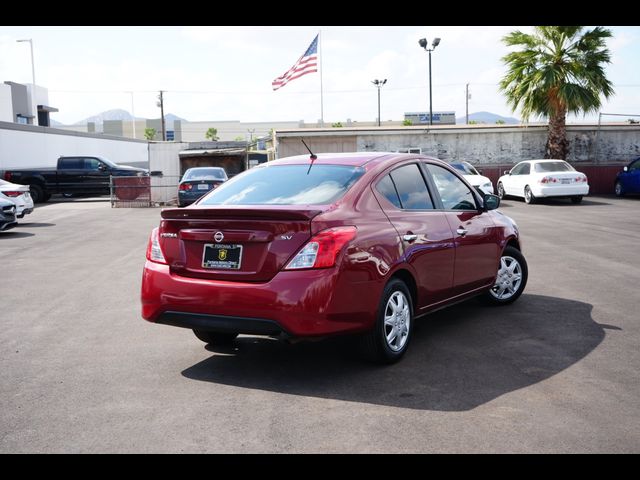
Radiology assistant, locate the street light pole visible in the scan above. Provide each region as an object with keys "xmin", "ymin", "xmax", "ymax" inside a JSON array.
[
  {"xmin": 418, "ymin": 37, "xmax": 441, "ymax": 126},
  {"xmin": 16, "ymin": 39, "xmax": 36, "ymax": 87},
  {"xmin": 371, "ymin": 79, "xmax": 387, "ymax": 127}
]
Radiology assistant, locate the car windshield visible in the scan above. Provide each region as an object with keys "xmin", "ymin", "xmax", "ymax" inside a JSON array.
[
  {"xmin": 199, "ymin": 165, "xmax": 365, "ymax": 205},
  {"xmin": 451, "ymin": 163, "xmax": 479, "ymax": 175},
  {"xmin": 184, "ymin": 168, "xmax": 227, "ymax": 181},
  {"xmin": 96, "ymin": 157, "xmax": 118, "ymax": 168},
  {"xmin": 534, "ymin": 161, "xmax": 574, "ymax": 173}
]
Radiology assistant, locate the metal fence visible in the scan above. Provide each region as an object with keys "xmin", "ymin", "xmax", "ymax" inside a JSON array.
[{"xmin": 110, "ymin": 175, "xmax": 181, "ymax": 208}]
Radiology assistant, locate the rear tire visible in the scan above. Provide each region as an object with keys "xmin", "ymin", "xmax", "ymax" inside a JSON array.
[
  {"xmin": 483, "ymin": 246, "xmax": 528, "ymax": 305},
  {"xmin": 192, "ymin": 330, "xmax": 238, "ymax": 345},
  {"xmin": 571, "ymin": 196, "xmax": 583, "ymax": 204},
  {"xmin": 614, "ymin": 181, "xmax": 624, "ymax": 197},
  {"xmin": 359, "ymin": 278, "xmax": 414, "ymax": 364},
  {"xmin": 29, "ymin": 184, "xmax": 47, "ymax": 203},
  {"xmin": 524, "ymin": 185, "xmax": 536, "ymax": 204}
]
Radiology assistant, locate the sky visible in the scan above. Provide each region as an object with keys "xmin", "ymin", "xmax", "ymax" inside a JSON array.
[{"xmin": 1, "ymin": 26, "xmax": 639, "ymax": 125}]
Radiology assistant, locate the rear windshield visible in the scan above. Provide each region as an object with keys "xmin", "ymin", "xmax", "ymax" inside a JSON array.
[
  {"xmin": 534, "ymin": 161, "xmax": 574, "ymax": 173},
  {"xmin": 199, "ymin": 165, "xmax": 365, "ymax": 205},
  {"xmin": 184, "ymin": 168, "xmax": 228, "ymax": 181}
]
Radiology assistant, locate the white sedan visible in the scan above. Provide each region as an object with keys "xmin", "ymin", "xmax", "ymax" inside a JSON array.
[
  {"xmin": 497, "ymin": 159, "xmax": 589, "ymax": 204},
  {"xmin": 0, "ymin": 179, "xmax": 34, "ymax": 218},
  {"xmin": 449, "ymin": 161, "xmax": 494, "ymax": 195}
]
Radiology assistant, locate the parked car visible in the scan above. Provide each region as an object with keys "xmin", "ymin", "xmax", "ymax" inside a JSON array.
[
  {"xmin": 141, "ymin": 153, "xmax": 528, "ymax": 364},
  {"xmin": 2, "ymin": 156, "xmax": 148, "ymax": 203},
  {"xmin": 0, "ymin": 198, "xmax": 18, "ymax": 232},
  {"xmin": 497, "ymin": 159, "xmax": 588, "ymax": 204},
  {"xmin": 614, "ymin": 157, "xmax": 640, "ymax": 197},
  {"xmin": 449, "ymin": 161, "xmax": 494, "ymax": 195},
  {"xmin": 0, "ymin": 179, "xmax": 34, "ymax": 219},
  {"xmin": 178, "ymin": 167, "xmax": 228, "ymax": 207}
]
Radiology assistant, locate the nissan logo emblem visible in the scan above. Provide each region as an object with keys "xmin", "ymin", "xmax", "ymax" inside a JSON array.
[{"xmin": 214, "ymin": 231, "xmax": 224, "ymax": 242}]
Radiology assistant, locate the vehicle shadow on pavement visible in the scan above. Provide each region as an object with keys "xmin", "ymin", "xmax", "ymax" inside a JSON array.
[
  {"xmin": 16, "ymin": 222, "xmax": 56, "ymax": 228},
  {"xmin": 181, "ymin": 294, "xmax": 606, "ymax": 411},
  {"xmin": 0, "ymin": 231, "xmax": 35, "ymax": 238}
]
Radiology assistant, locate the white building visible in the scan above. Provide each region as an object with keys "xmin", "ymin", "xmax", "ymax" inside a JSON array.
[{"xmin": 0, "ymin": 81, "xmax": 58, "ymax": 126}]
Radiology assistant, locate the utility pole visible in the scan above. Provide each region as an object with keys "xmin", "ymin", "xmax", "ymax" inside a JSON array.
[
  {"xmin": 158, "ymin": 90, "xmax": 166, "ymax": 141},
  {"xmin": 465, "ymin": 83, "xmax": 469, "ymax": 125}
]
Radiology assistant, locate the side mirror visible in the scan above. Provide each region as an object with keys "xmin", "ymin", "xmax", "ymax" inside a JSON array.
[
  {"xmin": 484, "ymin": 194, "xmax": 500, "ymax": 211},
  {"xmin": 98, "ymin": 163, "xmax": 107, "ymax": 171},
  {"xmin": 623, "ymin": 166, "xmax": 628, "ymax": 172},
  {"xmin": 503, "ymin": 170, "xmax": 511, "ymax": 176}
]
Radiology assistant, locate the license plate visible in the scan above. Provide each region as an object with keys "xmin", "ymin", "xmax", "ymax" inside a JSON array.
[
  {"xmin": 561, "ymin": 179, "xmax": 571, "ymax": 184},
  {"xmin": 202, "ymin": 244, "xmax": 242, "ymax": 269},
  {"xmin": 197, "ymin": 184, "xmax": 209, "ymax": 190}
]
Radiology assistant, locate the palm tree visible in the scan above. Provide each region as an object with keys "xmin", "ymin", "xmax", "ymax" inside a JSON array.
[
  {"xmin": 205, "ymin": 127, "xmax": 219, "ymax": 141},
  {"xmin": 500, "ymin": 26, "xmax": 614, "ymax": 159}
]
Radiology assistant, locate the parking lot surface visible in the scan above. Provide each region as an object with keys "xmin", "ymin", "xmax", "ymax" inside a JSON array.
[{"xmin": 1, "ymin": 195, "xmax": 639, "ymax": 453}]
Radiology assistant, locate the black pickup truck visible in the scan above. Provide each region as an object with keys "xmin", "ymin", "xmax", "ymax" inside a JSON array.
[{"xmin": 2, "ymin": 156, "xmax": 148, "ymax": 203}]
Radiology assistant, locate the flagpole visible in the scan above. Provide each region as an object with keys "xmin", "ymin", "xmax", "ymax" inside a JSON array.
[{"xmin": 319, "ymin": 30, "xmax": 324, "ymax": 127}]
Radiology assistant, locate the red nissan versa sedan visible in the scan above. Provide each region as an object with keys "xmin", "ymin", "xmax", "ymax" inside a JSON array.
[{"xmin": 141, "ymin": 153, "xmax": 528, "ymax": 363}]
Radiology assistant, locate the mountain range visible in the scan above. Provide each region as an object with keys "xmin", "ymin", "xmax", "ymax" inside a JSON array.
[
  {"xmin": 456, "ymin": 111, "xmax": 520, "ymax": 124},
  {"xmin": 50, "ymin": 109, "xmax": 187, "ymax": 128}
]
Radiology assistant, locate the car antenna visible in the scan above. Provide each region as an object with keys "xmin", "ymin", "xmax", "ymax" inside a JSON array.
[{"xmin": 301, "ymin": 138, "xmax": 317, "ymax": 175}]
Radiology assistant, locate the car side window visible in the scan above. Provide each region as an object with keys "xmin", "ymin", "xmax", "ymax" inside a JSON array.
[
  {"xmin": 59, "ymin": 158, "xmax": 82, "ymax": 169},
  {"xmin": 425, "ymin": 164, "xmax": 478, "ymax": 211},
  {"xmin": 511, "ymin": 163, "xmax": 524, "ymax": 175},
  {"xmin": 388, "ymin": 164, "xmax": 434, "ymax": 210},
  {"xmin": 375, "ymin": 174, "xmax": 402, "ymax": 209},
  {"xmin": 630, "ymin": 160, "xmax": 640, "ymax": 172},
  {"xmin": 520, "ymin": 163, "xmax": 531, "ymax": 175},
  {"xmin": 84, "ymin": 158, "xmax": 102, "ymax": 170}
]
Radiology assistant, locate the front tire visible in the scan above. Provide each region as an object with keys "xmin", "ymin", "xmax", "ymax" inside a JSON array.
[
  {"xmin": 571, "ymin": 196, "xmax": 583, "ymax": 204},
  {"xmin": 497, "ymin": 182, "xmax": 506, "ymax": 199},
  {"xmin": 483, "ymin": 246, "xmax": 528, "ymax": 305},
  {"xmin": 524, "ymin": 185, "xmax": 536, "ymax": 204},
  {"xmin": 615, "ymin": 181, "xmax": 624, "ymax": 197},
  {"xmin": 360, "ymin": 278, "xmax": 413, "ymax": 364},
  {"xmin": 192, "ymin": 330, "xmax": 238, "ymax": 345}
]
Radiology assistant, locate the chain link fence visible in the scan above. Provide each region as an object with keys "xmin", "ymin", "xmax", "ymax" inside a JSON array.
[{"xmin": 110, "ymin": 175, "xmax": 181, "ymax": 207}]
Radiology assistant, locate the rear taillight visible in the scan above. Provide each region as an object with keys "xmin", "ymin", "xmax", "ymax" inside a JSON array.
[
  {"xmin": 285, "ymin": 226, "xmax": 357, "ymax": 270},
  {"xmin": 539, "ymin": 176, "xmax": 557, "ymax": 184},
  {"xmin": 179, "ymin": 183, "xmax": 192, "ymax": 191},
  {"xmin": 146, "ymin": 227, "xmax": 167, "ymax": 264},
  {"xmin": 1, "ymin": 191, "xmax": 23, "ymax": 197}
]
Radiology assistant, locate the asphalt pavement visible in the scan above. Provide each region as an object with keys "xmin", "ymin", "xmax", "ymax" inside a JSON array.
[{"xmin": 1, "ymin": 194, "xmax": 639, "ymax": 453}]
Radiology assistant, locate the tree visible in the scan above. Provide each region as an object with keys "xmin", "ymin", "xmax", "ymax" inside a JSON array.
[
  {"xmin": 144, "ymin": 128, "xmax": 156, "ymax": 141},
  {"xmin": 234, "ymin": 135, "xmax": 245, "ymax": 142},
  {"xmin": 500, "ymin": 26, "xmax": 614, "ymax": 160},
  {"xmin": 331, "ymin": 122, "xmax": 343, "ymax": 128},
  {"xmin": 402, "ymin": 119, "xmax": 413, "ymax": 126},
  {"xmin": 205, "ymin": 127, "xmax": 219, "ymax": 141},
  {"xmin": 495, "ymin": 119, "xmax": 506, "ymax": 125}
]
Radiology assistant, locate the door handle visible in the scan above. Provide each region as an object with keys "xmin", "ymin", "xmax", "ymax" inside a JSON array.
[
  {"xmin": 403, "ymin": 234, "xmax": 418, "ymax": 242},
  {"xmin": 456, "ymin": 228, "xmax": 468, "ymax": 236}
]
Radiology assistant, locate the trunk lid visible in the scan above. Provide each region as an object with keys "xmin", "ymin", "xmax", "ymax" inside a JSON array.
[{"xmin": 159, "ymin": 205, "xmax": 325, "ymax": 282}]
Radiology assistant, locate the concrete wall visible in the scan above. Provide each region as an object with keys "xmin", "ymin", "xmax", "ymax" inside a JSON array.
[
  {"xmin": 276, "ymin": 124, "xmax": 640, "ymax": 164},
  {"xmin": 0, "ymin": 121, "xmax": 149, "ymax": 172},
  {"xmin": 148, "ymin": 142, "xmax": 187, "ymax": 204},
  {"xmin": 0, "ymin": 84, "xmax": 12, "ymax": 122}
]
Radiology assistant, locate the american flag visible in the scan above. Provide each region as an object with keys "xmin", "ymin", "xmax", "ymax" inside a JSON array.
[{"xmin": 272, "ymin": 35, "xmax": 318, "ymax": 91}]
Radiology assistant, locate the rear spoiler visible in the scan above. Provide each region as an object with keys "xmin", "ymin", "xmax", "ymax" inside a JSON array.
[{"xmin": 161, "ymin": 206, "xmax": 324, "ymax": 221}]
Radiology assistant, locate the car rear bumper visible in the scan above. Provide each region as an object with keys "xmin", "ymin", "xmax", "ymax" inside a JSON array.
[
  {"xmin": 141, "ymin": 260, "xmax": 379, "ymax": 337},
  {"xmin": 533, "ymin": 184, "xmax": 589, "ymax": 197}
]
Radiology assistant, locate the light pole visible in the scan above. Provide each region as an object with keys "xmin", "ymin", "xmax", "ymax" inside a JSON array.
[
  {"xmin": 371, "ymin": 79, "xmax": 387, "ymax": 127},
  {"xmin": 418, "ymin": 37, "xmax": 440, "ymax": 126},
  {"xmin": 16, "ymin": 39, "xmax": 36, "ymax": 87}
]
